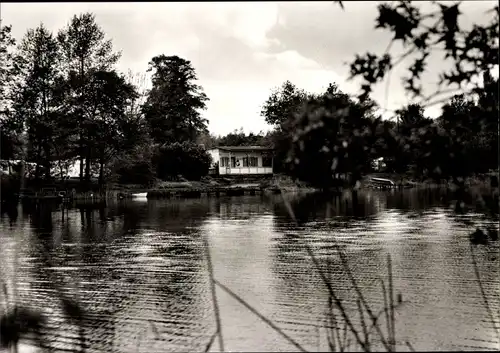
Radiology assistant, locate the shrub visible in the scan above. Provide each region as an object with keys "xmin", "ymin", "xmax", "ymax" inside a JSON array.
[
  {"xmin": 154, "ymin": 142, "xmax": 211, "ymax": 181},
  {"xmin": 108, "ymin": 142, "xmax": 157, "ymax": 186}
]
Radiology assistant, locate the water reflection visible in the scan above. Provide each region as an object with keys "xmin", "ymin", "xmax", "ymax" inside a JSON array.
[{"xmin": 0, "ymin": 190, "xmax": 499, "ymax": 352}]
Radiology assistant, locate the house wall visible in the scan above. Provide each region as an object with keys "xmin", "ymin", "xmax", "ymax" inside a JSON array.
[
  {"xmin": 215, "ymin": 150, "xmax": 273, "ymax": 175},
  {"xmin": 207, "ymin": 149, "xmax": 220, "ymax": 168}
]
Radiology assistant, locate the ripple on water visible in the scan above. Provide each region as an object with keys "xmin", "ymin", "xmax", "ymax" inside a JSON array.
[{"xmin": 1, "ymin": 193, "xmax": 499, "ymax": 352}]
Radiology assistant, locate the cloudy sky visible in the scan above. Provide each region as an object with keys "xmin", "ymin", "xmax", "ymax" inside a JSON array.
[{"xmin": 2, "ymin": 1, "xmax": 496, "ymax": 136}]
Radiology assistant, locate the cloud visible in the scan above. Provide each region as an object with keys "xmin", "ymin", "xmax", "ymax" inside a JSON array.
[{"xmin": 266, "ymin": 1, "xmax": 498, "ymax": 119}]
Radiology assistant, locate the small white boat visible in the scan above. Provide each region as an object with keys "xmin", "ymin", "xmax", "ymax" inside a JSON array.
[
  {"xmin": 370, "ymin": 177, "xmax": 396, "ymax": 188},
  {"xmin": 131, "ymin": 192, "xmax": 148, "ymax": 198}
]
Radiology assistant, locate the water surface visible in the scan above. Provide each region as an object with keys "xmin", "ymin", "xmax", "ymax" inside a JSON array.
[{"xmin": 1, "ymin": 189, "xmax": 499, "ymax": 352}]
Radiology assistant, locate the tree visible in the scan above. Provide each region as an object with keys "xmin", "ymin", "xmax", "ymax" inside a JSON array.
[
  {"xmin": 280, "ymin": 83, "xmax": 379, "ymax": 188},
  {"xmin": 330, "ymin": 0, "xmax": 498, "ymax": 185},
  {"xmin": 386, "ymin": 103, "xmax": 432, "ymax": 175},
  {"xmin": 261, "ymin": 81, "xmax": 319, "ymax": 173},
  {"xmin": 260, "ymin": 80, "xmax": 311, "ymax": 129},
  {"xmin": 346, "ymin": 1, "xmax": 498, "ymax": 106},
  {"xmin": 142, "ymin": 55, "xmax": 209, "ymax": 144},
  {"xmin": 10, "ymin": 24, "xmax": 66, "ymax": 181},
  {"xmin": 83, "ymin": 70, "xmax": 139, "ymax": 185},
  {"xmin": 433, "ymin": 94, "xmax": 495, "ymax": 181},
  {"xmin": 196, "ymin": 131, "xmax": 218, "ymax": 150},
  {"xmin": 154, "ymin": 142, "xmax": 211, "ymax": 181},
  {"xmin": 0, "ymin": 23, "xmax": 17, "ymax": 119},
  {"xmin": 0, "ymin": 23, "xmax": 22, "ymax": 164},
  {"xmin": 58, "ymin": 12, "xmax": 121, "ymax": 184},
  {"xmin": 214, "ymin": 128, "xmax": 267, "ymax": 147}
]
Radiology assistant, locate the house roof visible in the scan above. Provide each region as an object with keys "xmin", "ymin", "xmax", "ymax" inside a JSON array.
[{"xmin": 210, "ymin": 146, "xmax": 274, "ymax": 152}]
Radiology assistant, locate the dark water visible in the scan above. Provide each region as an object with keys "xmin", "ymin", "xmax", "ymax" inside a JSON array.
[{"xmin": 1, "ymin": 189, "xmax": 499, "ymax": 352}]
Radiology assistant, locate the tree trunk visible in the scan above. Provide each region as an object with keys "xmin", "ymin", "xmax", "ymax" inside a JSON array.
[
  {"xmin": 34, "ymin": 145, "xmax": 42, "ymax": 181},
  {"xmin": 79, "ymin": 56, "xmax": 85, "ymax": 184},
  {"xmin": 85, "ymin": 144, "xmax": 92, "ymax": 185},
  {"xmin": 79, "ymin": 155, "xmax": 84, "ymax": 182},
  {"xmin": 44, "ymin": 144, "xmax": 51, "ymax": 181},
  {"xmin": 79, "ymin": 133, "xmax": 84, "ymax": 183},
  {"xmin": 98, "ymin": 156, "xmax": 105, "ymax": 187},
  {"xmin": 34, "ymin": 163, "xmax": 40, "ymax": 181}
]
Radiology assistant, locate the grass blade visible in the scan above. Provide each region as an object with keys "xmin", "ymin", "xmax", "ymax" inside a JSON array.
[
  {"xmin": 380, "ymin": 278, "xmax": 391, "ymax": 350},
  {"xmin": 203, "ymin": 236, "xmax": 225, "ymax": 352},
  {"xmin": 469, "ymin": 242, "xmax": 500, "ymax": 342},
  {"xmin": 279, "ymin": 189, "xmax": 369, "ymax": 351},
  {"xmin": 357, "ymin": 299, "xmax": 369, "ymax": 351},
  {"xmin": 335, "ymin": 245, "xmax": 391, "ymax": 350},
  {"xmin": 325, "ymin": 317, "xmax": 336, "ymax": 352},
  {"xmin": 388, "ymin": 255, "xmax": 396, "ymax": 351},
  {"xmin": 405, "ymin": 340, "xmax": 416, "ymax": 352},
  {"xmin": 214, "ymin": 280, "xmax": 308, "ymax": 352},
  {"xmin": 204, "ymin": 330, "xmax": 219, "ymax": 352}
]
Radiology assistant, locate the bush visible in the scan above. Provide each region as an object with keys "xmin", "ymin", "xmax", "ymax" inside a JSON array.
[
  {"xmin": 115, "ymin": 160, "xmax": 156, "ymax": 186},
  {"xmin": 0, "ymin": 174, "xmax": 21, "ymax": 201},
  {"xmin": 108, "ymin": 142, "xmax": 157, "ymax": 186},
  {"xmin": 154, "ymin": 142, "xmax": 211, "ymax": 181}
]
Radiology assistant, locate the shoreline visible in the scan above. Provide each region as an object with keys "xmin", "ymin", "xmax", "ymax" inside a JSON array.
[{"xmin": 3, "ymin": 172, "xmax": 497, "ymax": 203}]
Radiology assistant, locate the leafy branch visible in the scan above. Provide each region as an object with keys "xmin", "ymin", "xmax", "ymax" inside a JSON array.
[{"xmin": 347, "ymin": 1, "xmax": 498, "ymax": 106}]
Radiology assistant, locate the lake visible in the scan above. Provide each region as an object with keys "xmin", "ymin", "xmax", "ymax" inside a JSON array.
[{"xmin": 1, "ymin": 189, "xmax": 499, "ymax": 352}]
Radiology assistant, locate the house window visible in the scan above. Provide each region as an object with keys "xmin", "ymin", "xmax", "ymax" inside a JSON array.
[
  {"xmin": 262, "ymin": 155, "xmax": 272, "ymax": 167},
  {"xmin": 249, "ymin": 157, "xmax": 258, "ymax": 167},
  {"xmin": 231, "ymin": 157, "xmax": 237, "ymax": 168},
  {"xmin": 220, "ymin": 157, "xmax": 229, "ymax": 167},
  {"xmin": 242, "ymin": 157, "xmax": 249, "ymax": 167}
]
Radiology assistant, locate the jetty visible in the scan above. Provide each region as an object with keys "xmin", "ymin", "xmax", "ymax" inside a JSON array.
[
  {"xmin": 146, "ymin": 185, "xmax": 282, "ymax": 199},
  {"xmin": 18, "ymin": 188, "xmax": 72, "ymax": 203},
  {"xmin": 369, "ymin": 177, "xmax": 396, "ymax": 189}
]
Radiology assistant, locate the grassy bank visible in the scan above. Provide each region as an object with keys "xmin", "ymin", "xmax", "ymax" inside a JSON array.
[
  {"xmin": 3, "ymin": 171, "xmax": 497, "ymax": 203},
  {"xmin": 362, "ymin": 172, "xmax": 498, "ymax": 190}
]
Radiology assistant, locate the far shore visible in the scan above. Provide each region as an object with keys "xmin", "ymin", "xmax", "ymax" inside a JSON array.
[{"xmin": 2, "ymin": 171, "xmax": 497, "ymax": 203}]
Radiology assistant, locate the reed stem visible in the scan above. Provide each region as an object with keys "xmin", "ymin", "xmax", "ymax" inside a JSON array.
[{"xmin": 203, "ymin": 235, "xmax": 225, "ymax": 352}]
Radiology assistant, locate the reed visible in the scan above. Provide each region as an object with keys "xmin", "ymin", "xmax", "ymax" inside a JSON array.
[{"xmin": 203, "ymin": 235, "xmax": 225, "ymax": 352}]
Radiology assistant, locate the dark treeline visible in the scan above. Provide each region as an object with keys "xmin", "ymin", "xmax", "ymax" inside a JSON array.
[
  {"xmin": 1, "ymin": 2, "xmax": 498, "ymax": 195},
  {"xmin": 0, "ymin": 14, "xmax": 212, "ymax": 191},
  {"xmin": 259, "ymin": 75, "xmax": 498, "ymax": 189},
  {"xmin": 199, "ymin": 1, "xmax": 499, "ymax": 190}
]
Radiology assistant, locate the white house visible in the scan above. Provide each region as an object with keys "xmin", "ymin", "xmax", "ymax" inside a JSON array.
[{"xmin": 207, "ymin": 146, "xmax": 274, "ymax": 175}]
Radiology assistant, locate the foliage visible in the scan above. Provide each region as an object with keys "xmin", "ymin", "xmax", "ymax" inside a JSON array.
[
  {"xmin": 0, "ymin": 23, "xmax": 22, "ymax": 161},
  {"xmin": 2, "ymin": 3, "xmax": 498, "ymax": 190},
  {"xmin": 261, "ymin": 80, "xmax": 312, "ymax": 128},
  {"xmin": 109, "ymin": 138, "xmax": 157, "ymax": 185},
  {"xmin": 346, "ymin": 1, "xmax": 498, "ymax": 105},
  {"xmin": 0, "ymin": 307, "xmax": 46, "ymax": 349},
  {"xmin": 217, "ymin": 128, "xmax": 271, "ymax": 147},
  {"xmin": 83, "ymin": 69, "xmax": 139, "ymax": 184},
  {"xmin": 260, "ymin": 81, "xmax": 322, "ymax": 173},
  {"xmin": 154, "ymin": 142, "xmax": 212, "ymax": 181},
  {"xmin": 0, "ymin": 23, "xmax": 17, "ymax": 120},
  {"xmin": 10, "ymin": 24, "xmax": 67, "ymax": 181},
  {"xmin": 58, "ymin": 12, "xmax": 122, "ymax": 183},
  {"xmin": 1, "ymin": 15, "xmax": 215, "ymax": 188},
  {"xmin": 264, "ymin": 1, "xmax": 499, "ymax": 190},
  {"xmin": 142, "ymin": 55, "xmax": 209, "ymax": 144},
  {"xmin": 284, "ymin": 84, "xmax": 380, "ymax": 188}
]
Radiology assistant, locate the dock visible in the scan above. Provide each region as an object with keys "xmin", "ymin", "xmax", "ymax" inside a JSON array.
[{"xmin": 369, "ymin": 177, "xmax": 396, "ymax": 189}]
